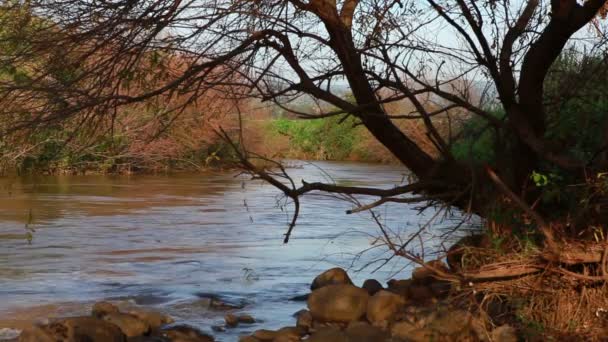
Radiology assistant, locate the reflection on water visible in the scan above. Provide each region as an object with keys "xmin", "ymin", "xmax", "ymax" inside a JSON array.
[{"xmin": 0, "ymin": 161, "xmax": 463, "ymax": 340}]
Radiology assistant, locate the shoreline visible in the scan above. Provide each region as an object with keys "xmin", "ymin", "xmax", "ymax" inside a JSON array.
[{"xmin": 0, "ymin": 265, "xmax": 518, "ymax": 342}]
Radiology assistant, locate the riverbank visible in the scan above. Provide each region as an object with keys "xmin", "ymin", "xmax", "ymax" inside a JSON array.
[
  {"xmin": 1, "ymin": 265, "xmax": 519, "ymax": 342},
  {"xmin": 0, "ymin": 117, "xmax": 405, "ymax": 176}
]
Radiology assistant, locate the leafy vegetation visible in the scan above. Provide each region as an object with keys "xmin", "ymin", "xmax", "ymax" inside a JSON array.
[{"xmin": 267, "ymin": 116, "xmax": 365, "ymax": 161}]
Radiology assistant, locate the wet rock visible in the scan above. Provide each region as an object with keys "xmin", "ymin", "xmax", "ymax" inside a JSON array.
[
  {"xmin": 210, "ymin": 325, "xmax": 225, "ymax": 333},
  {"xmin": 307, "ymin": 284, "xmax": 369, "ymax": 322},
  {"xmin": 102, "ymin": 313, "xmax": 151, "ymax": 338},
  {"xmin": 209, "ymin": 298, "xmax": 243, "ymax": 310},
  {"xmin": 289, "ymin": 294, "xmax": 309, "ymax": 301},
  {"xmin": 20, "ymin": 317, "xmax": 126, "ymax": 342},
  {"xmin": 224, "ymin": 313, "xmax": 238, "ymax": 327},
  {"xmin": 295, "ymin": 310, "xmax": 313, "ymax": 332},
  {"xmin": 361, "ymin": 279, "xmax": 383, "ymax": 296},
  {"xmin": 344, "ymin": 321, "xmax": 390, "ymax": 342},
  {"xmin": 92, "ymin": 301, "xmax": 120, "ymax": 318},
  {"xmin": 162, "ymin": 325, "xmax": 214, "ymax": 342},
  {"xmin": 366, "ymin": 290, "xmax": 407, "ymax": 325},
  {"xmin": 128, "ymin": 309, "xmax": 174, "ymax": 331},
  {"xmin": 491, "ymin": 325, "xmax": 517, "ymax": 342},
  {"xmin": 195, "ymin": 293, "xmax": 245, "ymax": 310},
  {"xmin": 237, "ymin": 314, "xmax": 255, "ymax": 324},
  {"xmin": 310, "ymin": 268, "xmax": 353, "ymax": 291},
  {"xmin": 306, "ymin": 326, "xmax": 348, "ymax": 342}
]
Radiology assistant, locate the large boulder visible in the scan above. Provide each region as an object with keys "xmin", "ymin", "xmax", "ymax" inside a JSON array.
[
  {"xmin": 366, "ymin": 290, "xmax": 407, "ymax": 325},
  {"xmin": 307, "ymin": 284, "xmax": 369, "ymax": 322},
  {"xmin": 310, "ymin": 268, "xmax": 353, "ymax": 290},
  {"xmin": 19, "ymin": 317, "xmax": 126, "ymax": 342},
  {"xmin": 102, "ymin": 312, "xmax": 150, "ymax": 338}
]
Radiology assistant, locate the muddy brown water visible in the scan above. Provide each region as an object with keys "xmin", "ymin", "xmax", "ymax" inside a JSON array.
[{"xmin": 0, "ymin": 161, "xmax": 464, "ymax": 340}]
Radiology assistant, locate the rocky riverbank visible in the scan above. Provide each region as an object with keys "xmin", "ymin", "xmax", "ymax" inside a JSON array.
[{"xmin": 2, "ymin": 262, "xmax": 518, "ymax": 341}]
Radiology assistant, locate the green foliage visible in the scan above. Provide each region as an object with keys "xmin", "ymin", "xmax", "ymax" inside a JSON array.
[
  {"xmin": 543, "ymin": 50, "xmax": 608, "ymax": 163},
  {"xmin": 450, "ymin": 107, "xmax": 505, "ymax": 164},
  {"xmin": 269, "ymin": 115, "xmax": 363, "ymax": 160}
]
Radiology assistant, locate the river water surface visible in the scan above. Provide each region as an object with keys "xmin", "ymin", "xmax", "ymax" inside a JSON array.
[{"xmin": 0, "ymin": 161, "xmax": 463, "ymax": 340}]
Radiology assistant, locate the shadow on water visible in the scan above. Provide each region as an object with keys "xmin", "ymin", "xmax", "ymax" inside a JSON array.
[{"xmin": 0, "ymin": 161, "xmax": 465, "ymax": 340}]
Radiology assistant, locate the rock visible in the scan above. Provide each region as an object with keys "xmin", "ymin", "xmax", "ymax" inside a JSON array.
[
  {"xmin": 361, "ymin": 279, "xmax": 383, "ymax": 296},
  {"xmin": 102, "ymin": 313, "xmax": 151, "ymax": 338},
  {"xmin": 307, "ymin": 284, "xmax": 369, "ymax": 322},
  {"xmin": 251, "ymin": 329, "xmax": 277, "ymax": 340},
  {"xmin": 366, "ymin": 290, "xmax": 407, "ymax": 325},
  {"xmin": 17, "ymin": 325, "xmax": 55, "ymax": 342},
  {"xmin": 295, "ymin": 310, "xmax": 313, "ymax": 332},
  {"xmin": 127, "ymin": 336, "xmax": 170, "ymax": 342},
  {"xmin": 162, "ymin": 325, "xmax": 214, "ymax": 342},
  {"xmin": 408, "ymin": 284, "xmax": 435, "ymax": 303},
  {"xmin": 345, "ymin": 321, "xmax": 390, "ymax": 342},
  {"xmin": 237, "ymin": 314, "xmax": 255, "ymax": 324},
  {"xmin": 310, "ymin": 268, "xmax": 353, "ymax": 291},
  {"xmin": 425, "ymin": 309, "xmax": 471, "ymax": 336},
  {"xmin": 209, "ymin": 298, "xmax": 243, "ymax": 310},
  {"xmin": 238, "ymin": 336, "xmax": 260, "ymax": 342},
  {"xmin": 429, "ymin": 281, "xmax": 451, "ymax": 298},
  {"xmin": 128, "ymin": 309, "xmax": 174, "ymax": 331},
  {"xmin": 289, "ymin": 294, "xmax": 309, "ymax": 301},
  {"xmin": 22, "ymin": 317, "xmax": 127, "ymax": 342},
  {"xmin": 211, "ymin": 325, "xmax": 225, "ymax": 333},
  {"xmin": 491, "ymin": 325, "xmax": 517, "ymax": 342},
  {"xmin": 224, "ymin": 313, "xmax": 238, "ymax": 327},
  {"xmin": 273, "ymin": 332, "xmax": 300, "ymax": 342},
  {"xmin": 306, "ymin": 326, "xmax": 348, "ymax": 342},
  {"xmin": 252, "ymin": 327, "xmax": 304, "ymax": 341},
  {"xmin": 391, "ymin": 321, "xmax": 435, "ymax": 341},
  {"xmin": 92, "ymin": 301, "xmax": 120, "ymax": 318},
  {"xmin": 386, "ymin": 279, "xmax": 412, "ymax": 298}
]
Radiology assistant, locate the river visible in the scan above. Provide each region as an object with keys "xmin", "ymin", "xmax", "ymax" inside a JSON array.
[{"xmin": 0, "ymin": 161, "xmax": 464, "ymax": 340}]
